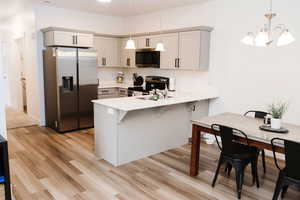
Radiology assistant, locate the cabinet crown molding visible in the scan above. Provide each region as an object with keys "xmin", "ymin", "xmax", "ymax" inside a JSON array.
[{"xmin": 41, "ymin": 26, "xmax": 214, "ymax": 39}]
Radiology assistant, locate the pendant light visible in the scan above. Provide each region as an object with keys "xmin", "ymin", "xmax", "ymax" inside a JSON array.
[
  {"xmin": 125, "ymin": 38, "xmax": 136, "ymax": 49},
  {"xmin": 241, "ymin": 32, "xmax": 255, "ymax": 46},
  {"xmin": 125, "ymin": 0, "xmax": 136, "ymax": 50},
  {"xmin": 277, "ymin": 30, "xmax": 295, "ymax": 46},
  {"xmin": 155, "ymin": 16, "xmax": 165, "ymax": 52},
  {"xmin": 241, "ymin": 0, "xmax": 295, "ymax": 47}
]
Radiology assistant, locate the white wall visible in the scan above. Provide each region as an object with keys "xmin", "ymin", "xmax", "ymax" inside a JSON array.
[
  {"xmin": 34, "ymin": 5, "xmax": 124, "ymax": 34},
  {"xmin": 123, "ymin": 0, "xmax": 300, "ymax": 125},
  {"xmin": 0, "ymin": 30, "xmax": 11, "ymax": 107}
]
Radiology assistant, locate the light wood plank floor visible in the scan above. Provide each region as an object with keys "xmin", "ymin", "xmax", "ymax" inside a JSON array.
[
  {"xmin": 3, "ymin": 126, "xmax": 300, "ymax": 200},
  {"xmin": 6, "ymin": 108, "xmax": 37, "ymax": 130}
]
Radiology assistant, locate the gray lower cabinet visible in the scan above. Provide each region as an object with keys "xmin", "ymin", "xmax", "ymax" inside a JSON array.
[{"xmin": 98, "ymin": 88, "xmax": 128, "ymax": 99}]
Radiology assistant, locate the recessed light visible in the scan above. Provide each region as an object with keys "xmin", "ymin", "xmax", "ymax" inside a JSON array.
[
  {"xmin": 97, "ymin": 0, "xmax": 112, "ymax": 3},
  {"xmin": 43, "ymin": 0, "xmax": 51, "ymax": 4}
]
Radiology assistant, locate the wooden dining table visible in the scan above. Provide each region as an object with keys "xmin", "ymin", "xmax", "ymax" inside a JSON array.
[{"xmin": 189, "ymin": 112, "xmax": 300, "ymax": 177}]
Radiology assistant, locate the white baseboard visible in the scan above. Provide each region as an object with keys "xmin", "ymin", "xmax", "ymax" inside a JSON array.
[{"xmin": 26, "ymin": 114, "xmax": 41, "ymax": 125}]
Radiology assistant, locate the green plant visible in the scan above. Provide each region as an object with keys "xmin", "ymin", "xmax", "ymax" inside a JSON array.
[{"xmin": 268, "ymin": 101, "xmax": 288, "ymax": 119}]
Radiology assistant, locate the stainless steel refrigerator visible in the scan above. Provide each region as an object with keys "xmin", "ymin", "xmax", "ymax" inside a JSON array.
[{"xmin": 43, "ymin": 47, "xmax": 98, "ymax": 133}]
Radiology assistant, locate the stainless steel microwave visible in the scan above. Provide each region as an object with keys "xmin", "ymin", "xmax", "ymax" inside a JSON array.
[{"xmin": 135, "ymin": 49, "xmax": 160, "ymax": 68}]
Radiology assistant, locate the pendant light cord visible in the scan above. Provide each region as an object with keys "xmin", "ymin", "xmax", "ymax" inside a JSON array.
[
  {"xmin": 159, "ymin": 15, "xmax": 163, "ymax": 41},
  {"xmin": 129, "ymin": 0, "xmax": 133, "ymax": 39},
  {"xmin": 269, "ymin": 0, "xmax": 273, "ymax": 13},
  {"xmin": 267, "ymin": 0, "xmax": 274, "ymax": 42}
]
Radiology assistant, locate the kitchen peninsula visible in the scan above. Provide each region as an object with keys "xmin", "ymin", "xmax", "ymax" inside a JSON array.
[{"xmin": 92, "ymin": 87, "xmax": 218, "ymax": 166}]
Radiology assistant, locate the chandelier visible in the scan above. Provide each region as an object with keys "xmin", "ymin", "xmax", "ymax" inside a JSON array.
[{"xmin": 241, "ymin": 0, "xmax": 295, "ymax": 47}]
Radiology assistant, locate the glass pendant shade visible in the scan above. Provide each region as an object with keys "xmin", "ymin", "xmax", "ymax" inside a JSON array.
[
  {"xmin": 241, "ymin": 33, "xmax": 255, "ymax": 46},
  {"xmin": 125, "ymin": 39, "xmax": 136, "ymax": 49},
  {"xmin": 155, "ymin": 42, "xmax": 165, "ymax": 51},
  {"xmin": 277, "ymin": 30, "xmax": 295, "ymax": 46},
  {"xmin": 255, "ymin": 31, "xmax": 269, "ymax": 47}
]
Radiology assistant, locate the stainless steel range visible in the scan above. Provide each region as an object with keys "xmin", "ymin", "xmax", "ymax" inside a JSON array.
[{"xmin": 127, "ymin": 76, "xmax": 169, "ymax": 97}]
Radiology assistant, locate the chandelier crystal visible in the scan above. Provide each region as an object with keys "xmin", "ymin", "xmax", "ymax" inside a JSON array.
[{"xmin": 241, "ymin": 0, "xmax": 295, "ymax": 47}]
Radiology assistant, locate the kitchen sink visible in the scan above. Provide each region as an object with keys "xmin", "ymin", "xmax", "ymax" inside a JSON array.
[{"xmin": 136, "ymin": 96, "xmax": 174, "ymax": 101}]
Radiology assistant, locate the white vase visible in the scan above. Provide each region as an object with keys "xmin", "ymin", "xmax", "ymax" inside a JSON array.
[{"xmin": 271, "ymin": 118, "xmax": 281, "ymax": 129}]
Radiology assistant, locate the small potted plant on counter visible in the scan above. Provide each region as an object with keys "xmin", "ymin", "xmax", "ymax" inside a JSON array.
[{"xmin": 268, "ymin": 101, "xmax": 288, "ymax": 129}]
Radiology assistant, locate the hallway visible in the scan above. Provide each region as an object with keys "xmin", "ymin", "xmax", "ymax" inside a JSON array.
[{"xmin": 5, "ymin": 108, "xmax": 38, "ymax": 130}]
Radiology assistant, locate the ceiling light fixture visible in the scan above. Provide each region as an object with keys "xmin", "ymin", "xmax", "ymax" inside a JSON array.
[
  {"xmin": 97, "ymin": 0, "xmax": 112, "ymax": 3},
  {"xmin": 241, "ymin": 0, "xmax": 295, "ymax": 47},
  {"xmin": 155, "ymin": 16, "xmax": 165, "ymax": 52},
  {"xmin": 125, "ymin": 0, "xmax": 136, "ymax": 50}
]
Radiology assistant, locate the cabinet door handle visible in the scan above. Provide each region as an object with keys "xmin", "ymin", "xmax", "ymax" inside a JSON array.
[
  {"xmin": 127, "ymin": 58, "xmax": 130, "ymax": 66},
  {"xmin": 177, "ymin": 58, "xmax": 180, "ymax": 68},
  {"xmin": 146, "ymin": 38, "xmax": 150, "ymax": 47},
  {"xmin": 72, "ymin": 36, "xmax": 75, "ymax": 45},
  {"xmin": 75, "ymin": 36, "xmax": 78, "ymax": 45},
  {"xmin": 175, "ymin": 58, "xmax": 177, "ymax": 68},
  {"xmin": 102, "ymin": 57, "xmax": 106, "ymax": 66}
]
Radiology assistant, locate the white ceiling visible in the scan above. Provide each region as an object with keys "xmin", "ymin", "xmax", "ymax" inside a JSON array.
[
  {"xmin": 0, "ymin": 0, "xmax": 32, "ymax": 21},
  {"xmin": 0, "ymin": 0, "xmax": 210, "ymax": 20}
]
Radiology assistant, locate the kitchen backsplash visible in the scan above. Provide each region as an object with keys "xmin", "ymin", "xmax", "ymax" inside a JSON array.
[{"xmin": 98, "ymin": 68, "xmax": 210, "ymax": 93}]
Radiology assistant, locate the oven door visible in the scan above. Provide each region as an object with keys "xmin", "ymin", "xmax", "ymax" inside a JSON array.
[{"xmin": 135, "ymin": 49, "xmax": 160, "ymax": 68}]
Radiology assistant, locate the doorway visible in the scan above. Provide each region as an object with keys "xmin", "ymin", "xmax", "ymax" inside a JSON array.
[{"xmin": 1, "ymin": 33, "xmax": 38, "ymax": 130}]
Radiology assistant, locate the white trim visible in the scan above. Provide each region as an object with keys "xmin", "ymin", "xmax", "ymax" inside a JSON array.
[{"xmin": 0, "ymin": 39, "xmax": 7, "ymax": 138}]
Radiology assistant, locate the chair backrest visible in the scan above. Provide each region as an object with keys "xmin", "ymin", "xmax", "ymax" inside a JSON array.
[
  {"xmin": 271, "ymin": 138, "xmax": 300, "ymax": 180},
  {"xmin": 244, "ymin": 110, "xmax": 269, "ymax": 119},
  {"xmin": 211, "ymin": 124, "xmax": 249, "ymax": 155}
]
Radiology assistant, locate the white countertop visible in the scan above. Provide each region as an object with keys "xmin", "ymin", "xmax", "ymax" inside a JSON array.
[
  {"xmin": 92, "ymin": 86, "xmax": 219, "ymax": 112},
  {"xmin": 98, "ymin": 81, "xmax": 134, "ymax": 89}
]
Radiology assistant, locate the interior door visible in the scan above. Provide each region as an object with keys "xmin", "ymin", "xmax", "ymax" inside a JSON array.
[
  {"xmin": 56, "ymin": 48, "xmax": 78, "ymax": 132},
  {"xmin": 78, "ymin": 49, "xmax": 98, "ymax": 129}
]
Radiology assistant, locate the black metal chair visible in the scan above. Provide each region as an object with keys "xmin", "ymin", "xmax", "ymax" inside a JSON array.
[
  {"xmin": 271, "ymin": 138, "xmax": 300, "ymax": 200},
  {"xmin": 244, "ymin": 110, "xmax": 269, "ymax": 174},
  {"xmin": 211, "ymin": 124, "xmax": 260, "ymax": 199}
]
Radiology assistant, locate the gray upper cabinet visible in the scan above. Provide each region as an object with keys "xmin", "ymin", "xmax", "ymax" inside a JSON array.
[
  {"xmin": 44, "ymin": 31, "xmax": 94, "ymax": 48},
  {"xmin": 136, "ymin": 36, "xmax": 160, "ymax": 49},
  {"xmin": 94, "ymin": 36, "xmax": 121, "ymax": 67},
  {"xmin": 159, "ymin": 30, "xmax": 210, "ymax": 70},
  {"xmin": 159, "ymin": 33, "xmax": 179, "ymax": 69},
  {"xmin": 178, "ymin": 31, "xmax": 210, "ymax": 70},
  {"xmin": 43, "ymin": 27, "xmax": 211, "ymax": 70}
]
